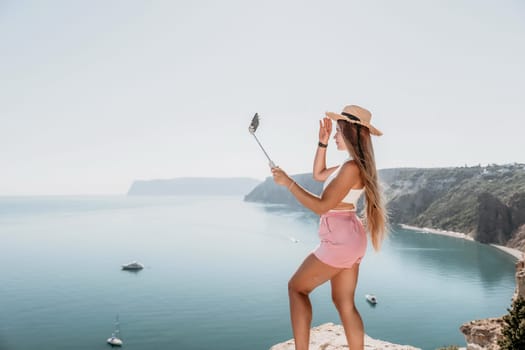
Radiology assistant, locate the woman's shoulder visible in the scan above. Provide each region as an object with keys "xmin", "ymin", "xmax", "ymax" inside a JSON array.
[{"xmin": 339, "ymin": 160, "xmax": 360, "ymax": 176}]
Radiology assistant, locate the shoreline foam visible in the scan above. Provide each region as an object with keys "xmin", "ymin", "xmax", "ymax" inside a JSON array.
[{"xmin": 399, "ymin": 224, "xmax": 523, "ymax": 261}]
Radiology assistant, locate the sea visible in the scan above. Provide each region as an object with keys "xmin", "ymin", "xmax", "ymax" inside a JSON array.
[{"xmin": 0, "ymin": 195, "xmax": 517, "ymax": 350}]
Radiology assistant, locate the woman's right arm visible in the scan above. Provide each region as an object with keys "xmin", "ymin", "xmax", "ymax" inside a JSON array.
[
  {"xmin": 272, "ymin": 162, "xmax": 359, "ymax": 215},
  {"xmin": 313, "ymin": 117, "xmax": 337, "ymax": 181}
]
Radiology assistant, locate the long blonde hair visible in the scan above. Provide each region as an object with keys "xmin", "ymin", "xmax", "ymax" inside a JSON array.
[{"xmin": 338, "ymin": 120, "xmax": 388, "ymax": 251}]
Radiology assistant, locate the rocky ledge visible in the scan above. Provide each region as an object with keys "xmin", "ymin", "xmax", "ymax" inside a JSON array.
[
  {"xmin": 459, "ymin": 318, "xmax": 504, "ymax": 350},
  {"xmin": 269, "ymin": 323, "xmax": 421, "ymax": 350},
  {"xmin": 460, "ymin": 258, "xmax": 525, "ymax": 349}
]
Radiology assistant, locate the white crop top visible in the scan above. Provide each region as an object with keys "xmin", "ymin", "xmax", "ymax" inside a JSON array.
[{"xmin": 322, "ymin": 159, "xmax": 365, "ymax": 210}]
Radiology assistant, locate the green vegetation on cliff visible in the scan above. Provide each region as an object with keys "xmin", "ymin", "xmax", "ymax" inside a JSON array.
[
  {"xmin": 384, "ymin": 164, "xmax": 525, "ymax": 246},
  {"xmin": 498, "ymin": 297, "xmax": 525, "ymax": 350}
]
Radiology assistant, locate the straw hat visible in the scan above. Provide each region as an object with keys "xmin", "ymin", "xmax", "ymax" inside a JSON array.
[{"xmin": 325, "ymin": 105, "xmax": 383, "ymax": 136}]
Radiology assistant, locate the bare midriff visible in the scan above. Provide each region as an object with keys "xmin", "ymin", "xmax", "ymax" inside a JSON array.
[{"xmin": 331, "ymin": 202, "xmax": 355, "ymax": 211}]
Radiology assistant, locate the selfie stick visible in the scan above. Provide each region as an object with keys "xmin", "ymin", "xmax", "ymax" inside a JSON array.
[{"xmin": 248, "ymin": 113, "xmax": 276, "ymax": 168}]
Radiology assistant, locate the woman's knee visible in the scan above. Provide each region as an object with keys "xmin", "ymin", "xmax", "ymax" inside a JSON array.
[
  {"xmin": 288, "ymin": 278, "xmax": 311, "ymax": 296},
  {"xmin": 331, "ymin": 293, "xmax": 355, "ymax": 311}
]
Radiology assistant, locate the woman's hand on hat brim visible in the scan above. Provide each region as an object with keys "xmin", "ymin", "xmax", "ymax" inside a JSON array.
[{"xmin": 319, "ymin": 117, "xmax": 332, "ymax": 144}]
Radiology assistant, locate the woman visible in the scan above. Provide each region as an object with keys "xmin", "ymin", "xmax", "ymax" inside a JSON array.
[{"xmin": 271, "ymin": 104, "xmax": 387, "ymax": 350}]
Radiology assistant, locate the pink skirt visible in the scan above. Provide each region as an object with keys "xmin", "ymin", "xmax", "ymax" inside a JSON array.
[{"xmin": 313, "ymin": 210, "xmax": 367, "ymax": 268}]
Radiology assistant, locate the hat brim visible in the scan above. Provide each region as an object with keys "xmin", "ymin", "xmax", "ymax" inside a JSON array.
[{"xmin": 325, "ymin": 112, "xmax": 383, "ymax": 136}]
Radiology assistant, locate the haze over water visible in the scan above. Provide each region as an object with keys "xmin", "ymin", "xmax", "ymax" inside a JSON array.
[{"xmin": 0, "ymin": 195, "xmax": 516, "ymax": 350}]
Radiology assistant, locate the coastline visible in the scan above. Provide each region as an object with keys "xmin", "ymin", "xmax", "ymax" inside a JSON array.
[
  {"xmin": 490, "ymin": 244, "xmax": 524, "ymax": 261},
  {"xmin": 399, "ymin": 224, "xmax": 523, "ymax": 261}
]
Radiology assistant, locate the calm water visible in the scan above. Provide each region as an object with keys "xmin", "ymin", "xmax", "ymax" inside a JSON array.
[{"xmin": 0, "ymin": 196, "xmax": 517, "ymax": 350}]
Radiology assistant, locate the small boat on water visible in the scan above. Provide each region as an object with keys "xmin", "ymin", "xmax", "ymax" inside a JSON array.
[
  {"xmin": 121, "ymin": 261, "xmax": 144, "ymax": 271},
  {"xmin": 107, "ymin": 315, "xmax": 123, "ymax": 347},
  {"xmin": 365, "ymin": 294, "xmax": 377, "ymax": 304}
]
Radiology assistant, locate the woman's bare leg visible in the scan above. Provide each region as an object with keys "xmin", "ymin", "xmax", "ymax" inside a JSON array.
[
  {"xmin": 288, "ymin": 254, "xmax": 342, "ymax": 350},
  {"xmin": 330, "ymin": 264, "xmax": 364, "ymax": 349}
]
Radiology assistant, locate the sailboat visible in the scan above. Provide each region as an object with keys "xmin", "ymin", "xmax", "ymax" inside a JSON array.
[{"xmin": 107, "ymin": 314, "xmax": 123, "ymax": 347}]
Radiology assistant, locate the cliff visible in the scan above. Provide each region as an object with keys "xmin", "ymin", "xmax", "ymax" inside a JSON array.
[
  {"xmin": 459, "ymin": 318, "xmax": 505, "ymax": 350},
  {"xmin": 269, "ymin": 323, "xmax": 421, "ymax": 350},
  {"xmin": 127, "ymin": 177, "xmax": 261, "ymax": 196},
  {"xmin": 382, "ymin": 164, "xmax": 525, "ymax": 249},
  {"xmin": 460, "ymin": 257, "xmax": 525, "ymax": 349},
  {"xmin": 244, "ymin": 163, "xmax": 525, "ymax": 249}
]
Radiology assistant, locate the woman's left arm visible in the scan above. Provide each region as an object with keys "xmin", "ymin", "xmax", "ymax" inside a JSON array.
[{"xmin": 271, "ymin": 162, "xmax": 360, "ymax": 215}]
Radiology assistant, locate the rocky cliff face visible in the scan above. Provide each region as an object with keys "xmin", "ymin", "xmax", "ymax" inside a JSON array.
[
  {"xmin": 382, "ymin": 167, "xmax": 479, "ymax": 229},
  {"xmin": 383, "ymin": 165, "xmax": 525, "ymax": 243},
  {"xmin": 475, "ymin": 191, "xmax": 525, "ymax": 246},
  {"xmin": 515, "ymin": 259, "xmax": 525, "ymax": 300},
  {"xmin": 510, "ymin": 192, "xmax": 525, "ymax": 226},
  {"xmin": 507, "ymin": 225, "xmax": 525, "ymax": 251},
  {"xmin": 459, "ymin": 318, "xmax": 504, "ymax": 350},
  {"xmin": 476, "ymin": 193, "xmax": 515, "ymax": 244}
]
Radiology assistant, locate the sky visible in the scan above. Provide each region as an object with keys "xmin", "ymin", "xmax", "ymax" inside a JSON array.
[{"xmin": 1, "ymin": 0, "xmax": 524, "ymax": 195}]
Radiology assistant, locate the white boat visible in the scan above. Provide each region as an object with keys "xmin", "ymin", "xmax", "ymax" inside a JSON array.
[
  {"xmin": 107, "ymin": 315, "xmax": 123, "ymax": 346},
  {"xmin": 121, "ymin": 261, "xmax": 144, "ymax": 271},
  {"xmin": 365, "ymin": 294, "xmax": 377, "ymax": 304}
]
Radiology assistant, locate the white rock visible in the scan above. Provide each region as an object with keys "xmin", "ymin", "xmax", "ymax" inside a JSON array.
[{"xmin": 269, "ymin": 323, "xmax": 421, "ymax": 350}]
